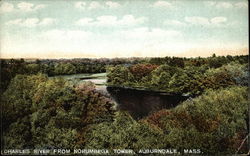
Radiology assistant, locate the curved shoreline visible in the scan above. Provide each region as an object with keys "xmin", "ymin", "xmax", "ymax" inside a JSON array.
[{"xmin": 106, "ymin": 85, "xmax": 189, "ymax": 97}]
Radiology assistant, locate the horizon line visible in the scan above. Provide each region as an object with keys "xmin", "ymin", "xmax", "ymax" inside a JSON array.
[{"xmin": 1, "ymin": 54, "xmax": 249, "ymax": 60}]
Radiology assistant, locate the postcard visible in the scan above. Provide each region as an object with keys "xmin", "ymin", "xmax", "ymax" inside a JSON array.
[{"xmin": 0, "ymin": 0, "xmax": 249, "ymax": 155}]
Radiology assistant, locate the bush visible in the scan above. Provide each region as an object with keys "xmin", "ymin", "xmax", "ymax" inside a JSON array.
[
  {"xmin": 144, "ymin": 86, "xmax": 248, "ymax": 154},
  {"xmin": 85, "ymin": 111, "xmax": 168, "ymax": 152},
  {"xmin": 2, "ymin": 74, "xmax": 115, "ymax": 149}
]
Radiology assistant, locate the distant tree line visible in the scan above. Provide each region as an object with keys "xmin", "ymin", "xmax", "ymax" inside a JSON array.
[
  {"xmin": 0, "ymin": 57, "xmax": 144, "ymax": 93},
  {"xmin": 107, "ymin": 55, "xmax": 248, "ymax": 96},
  {"xmin": 1, "ymin": 55, "xmax": 247, "ymax": 93}
]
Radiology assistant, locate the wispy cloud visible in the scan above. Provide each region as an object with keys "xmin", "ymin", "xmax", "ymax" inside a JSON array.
[
  {"xmin": 204, "ymin": 1, "xmax": 216, "ymax": 6},
  {"xmin": 75, "ymin": 15, "xmax": 147, "ymax": 27},
  {"xmin": 153, "ymin": 1, "xmax": 172, "ymax": 8},
  {"xmin": 215, "ymin": 2, "xmax": 233, "ymax": 9},
  {"xmin": 105, "ymin": 1, "xmax": 121, "ymax": 9},
  {"xmin": 185, "ymin": 16, "xmax": 210, "ymax": 26},
  {"xmin": 6, "ymin": 18, "xmax": 56, "ymax": 27},
  {"xmin": 37, "ymin": 27, "xmax": 183, "ymax": 58},
  {"xmin": 88, "ymin": 1, "xmax": 103, "ymax": 10},
  {"xmin": 0, "ymin": 2, "xmax": 14, "ymax": 13},
  {"xmin": 0, "ymin": 0, "xmax": 247, "ymax": 58},
  {"xmin": 210, "ymin": 17, "xmax": 227, "ymax": 24},
  {"xmin": 0, "ymin": 1, "xmax": 46, "ymax": 13},
  {"xmin": 204, "ymin": 1, "xmax": 248, "ymax": 9},
  {"xmin": 164, "ymin": 16, "xmax": 229, "ymax": 28},
  {"xmin": 164, "ymin": 20, "xmax": 187, "ymax": 27},
  {"xmin": 235, "ymin": 2, "xmax": 248, "ymax": 8},
  {"xmin": 184, "ymin": 16, "xmax": 230, "ymax": 27},
  {"xmin": 75, "ymin": 1, "xmax": 86, "ymax": 9},
  {"xmin": 75, "ymin": 1, "xmax": 121, "ymax": 10},
  {"xmin": 17, "ymin": 2, "xmax": 45, "ymax": 12}
]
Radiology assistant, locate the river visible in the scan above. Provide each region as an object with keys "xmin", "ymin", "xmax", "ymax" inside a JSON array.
[{"xmin": 53, "ymin": 73, "xmax": 188, "ymax": 119}]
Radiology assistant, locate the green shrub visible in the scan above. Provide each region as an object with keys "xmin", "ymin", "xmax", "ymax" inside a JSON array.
[
  {"xmin": 144, "ymin": 86, "xmax": 248, "ymax": 154},
  {"xmin": 2, "ymin": 74, "xmax": 115, "ymax": 149}
]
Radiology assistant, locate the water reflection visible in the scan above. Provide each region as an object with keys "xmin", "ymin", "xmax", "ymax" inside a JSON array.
[
  {"xmin": 107, "ymin": 86, "xmax": 189, "ymax": 119},
  {"xmin": 52, "ymin": 73, "xmax": 189, "ymax": 119}
]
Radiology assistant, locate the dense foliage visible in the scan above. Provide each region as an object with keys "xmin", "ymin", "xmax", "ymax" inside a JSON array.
[
  {"xmin": 0, "ymin": 59, "xmax": 105, "ymax": 93},
  {"xmin": 1, "ymin": 54, "xmax": 249, "ymax": 154},
  {"xmin": 1, "ymin": 55, "xmax": 247, "ymax": 93},
  {"xmin": 84, "ymin": 86, "xmax": 248, "ymax": 154},
  {"xmin": 1, "ymin": 74, "xmax": 115, "ymax": 149},
  {"xmin": 107, "ymin": 55, "xmax": 248, "ymax": 96}
]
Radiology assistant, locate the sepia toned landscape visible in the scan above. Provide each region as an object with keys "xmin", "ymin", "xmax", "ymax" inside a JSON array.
[{"xmin": 0, "ymin": 0, "xmax": 249, "ymax": 155}]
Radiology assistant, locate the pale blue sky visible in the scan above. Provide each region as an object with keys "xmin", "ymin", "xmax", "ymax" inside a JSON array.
[{"xmin": 0, "ymin": 0, "xmax": 248, "ymax": 58}]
